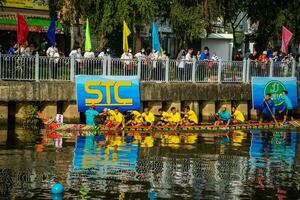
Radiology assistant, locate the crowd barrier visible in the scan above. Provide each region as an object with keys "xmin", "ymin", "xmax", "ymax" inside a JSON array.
[{"xmin": 0, "ymin": 53, "xmax": 297, "ymax": 82}]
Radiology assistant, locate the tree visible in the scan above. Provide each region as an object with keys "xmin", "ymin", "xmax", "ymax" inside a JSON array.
[
  {"xmin": 219, "ymin": 0, "xmax": 249, "ymax": 57},
  {"xmin": 169, "ymin": 0, "xmax": 220, "ymax": 49}
]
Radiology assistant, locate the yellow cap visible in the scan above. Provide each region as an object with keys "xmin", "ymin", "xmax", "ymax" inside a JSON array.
[{"xmin": 221, "ymin": 105, "xmax": 227, "ymax": 108}]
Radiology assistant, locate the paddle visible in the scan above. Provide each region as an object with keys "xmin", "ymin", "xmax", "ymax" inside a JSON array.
[{"xmin": 264, "ymin": 100, "xmax": 279, "ymax": 126}]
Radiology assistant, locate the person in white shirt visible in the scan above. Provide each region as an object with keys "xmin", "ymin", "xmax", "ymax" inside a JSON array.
[
  {"xmin": 46, "ymin": 45, "xmax": 57, "ymax": 58},
  {"xmin": 98, "ymin": 48, "xmax": 110, "ymax": 59},
  {"xmin": 84, "ymin": 50, "xmax": 95, "ymax": 74},
  {"xmin": 121, "ymin": 48, "xmax": 133, "ymax": 75},
  {"xmin": 185, "ymin": 48, "xmax": 193, "ymax": 81},
  {"xmin": 211, "ymin": 52, "xmax": 218, "ymax": 61},
  {"xmin": 134, "ymin": 48, "xmax": 146, "ymax": 59},
  {"xmin": 69, "ymin": 47, "xmax": 82, "ymax": 74},
  {"xmin": 84, "ymin": 50, "xmax": 95, "ymax": 59}
]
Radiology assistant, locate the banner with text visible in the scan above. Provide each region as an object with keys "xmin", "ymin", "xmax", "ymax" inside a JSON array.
[
  {"xmin": 76, "ymin": 75, "xmax": 140, "ymax": 112},
  {"xmin": 3, "ymin": 0, "xmax": 48, "ymax": 10},
  {"xmin": 252, "ymin": 77, "xmax": 298, "ymax": 109}
]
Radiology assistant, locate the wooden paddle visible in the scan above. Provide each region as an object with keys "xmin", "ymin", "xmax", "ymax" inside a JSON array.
[{"xmin": 264, "ymin": 100, "xmax": 279, "ymax": 126}]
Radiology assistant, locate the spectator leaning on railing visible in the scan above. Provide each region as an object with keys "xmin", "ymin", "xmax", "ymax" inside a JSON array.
[{"xmin": 121, "ymin": 48, "xmax": 133, "ymax": 75}]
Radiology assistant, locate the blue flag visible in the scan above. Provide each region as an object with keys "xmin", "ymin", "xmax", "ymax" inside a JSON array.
[
  {"xmin": 152, "ymin": 21, "xmax": 160, "ymax": 53},
  {"xmin": 47, "ymin": 16, "xmax": 56, "ymax": 46}
]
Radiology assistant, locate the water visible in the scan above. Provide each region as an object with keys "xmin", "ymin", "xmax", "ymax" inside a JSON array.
[{"xmin": 0, "ymin": 127, "xmax": 300, "ymax": 199}]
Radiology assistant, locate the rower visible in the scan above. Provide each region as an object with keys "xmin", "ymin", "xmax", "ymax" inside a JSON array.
[
  {"xmin": 231, "ymin": 106, "xmax": 245, "ymax": 124},
  {"xmin": 126, "ymin": 110, "xmax": 144, "ymax": 126},
  {"xmin": 156, "ymin": 108, "xmax": 170, "ymax": 126},
  {"xmin": 85, "ymin": 104, "xmax": 99, "ymax": 126},
  {"xmin": 112, "ymin": 108, "xmax": 125, "ymax": 129},
  {"xmin": 215, "ymin": 105, "xmax": 231, "ymax": 128},
  {"xmin": 182, "ymin": 106, "xmax": 198, "ymax": 125},
  {"xmin": 142, "ymin": 107, "xmax": 155, "ymax": 128},
  {"xmin": 168, "ymin": 107, "xmax": 181, "ymax": 129},
  {"xmin": 279, "ymin": 90, "xmax": 294, "ymax": 123},
  {"xmin": 259, "ymin": 93, "xmax": 275, "ymax": 123}
]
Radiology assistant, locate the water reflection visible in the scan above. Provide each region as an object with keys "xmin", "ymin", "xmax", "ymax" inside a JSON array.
[{"xmin": 0, "ymin": 130, "xmax": 299, "ymax": 199}]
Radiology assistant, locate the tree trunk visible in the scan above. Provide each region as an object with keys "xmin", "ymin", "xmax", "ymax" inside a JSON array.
[
  {"xmin": 70, "ymin": 24, "xmax": 75, "ymax": 50},
  {"xmin": 134, "ymin": 26, "xmax": 142, "ymax": 52},
  {"xmin": 99, "ymin": 33, "xmax": 108, "ymax": 50},
  {"xmin": 232, "ymin": 25, "xmax": 236, "ymax": 60}
]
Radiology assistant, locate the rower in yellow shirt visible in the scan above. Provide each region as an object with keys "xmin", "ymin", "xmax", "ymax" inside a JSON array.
[
  {"xmin": 182, "ymin": 106, "xmax": 198, "ymax": 125},
  {"xmin": 167, "ymin": 107, "xmax": 181, "ymax": 129},
  {"xmin": 231, "ymin": 106, "xmax": 245, "ymax": 124},
  {"xmin": 126, "ymin": 110, "xmax": 144, "ymax": 126},
  {"xmin": 156, "ymin": 108, "xmax": 170, "ymax": 126},
  {"xmin": 141, "ymin": 107, "xmax": 155, "ymax": 128},
  {"xmin": 112, "ymin": 108, "xmax": 124, "ymax": 129}
]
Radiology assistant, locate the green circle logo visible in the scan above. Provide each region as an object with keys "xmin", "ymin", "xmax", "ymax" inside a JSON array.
[{"xmin": 264, "ymin": 80, "xmax": 286, "ymax": 106}]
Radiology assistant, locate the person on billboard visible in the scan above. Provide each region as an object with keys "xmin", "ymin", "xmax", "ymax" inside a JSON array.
[
  {"xmin": 85, "ymin": 104, "xmax": 99, "ymax": 126},
  {"xmin": 214, "ymin": 105, "xmax": 231, "ymax": 128},
  {"xmin": 259, "ymin": 94, "xmax": 275, "ymax": 123},
  {"xmin": 279, "ymin": 90, "xmax": 294, "ymax": 123}
]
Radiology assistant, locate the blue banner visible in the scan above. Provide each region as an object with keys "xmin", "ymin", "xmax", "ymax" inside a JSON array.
[
  {"xmin": 76, "ymin": 75, "xmax": 141, "ymax": 112},
  {"xmin": 252, "ymin": 77, "xmax": 298, "ymax": 109}
]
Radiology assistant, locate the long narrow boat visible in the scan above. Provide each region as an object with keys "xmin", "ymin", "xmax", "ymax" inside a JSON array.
[{"xmin": 45, "ymin": 121, "xmax": 292, "ymax": 134}]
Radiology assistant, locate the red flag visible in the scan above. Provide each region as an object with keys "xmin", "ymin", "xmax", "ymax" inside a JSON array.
[
  {"xmin": 281, "ymin": 26, "xmax": 293, "ymax": 53},
  {"xmin": 17, "ymin": 14, "xmax": 29, "ymax": 45}
]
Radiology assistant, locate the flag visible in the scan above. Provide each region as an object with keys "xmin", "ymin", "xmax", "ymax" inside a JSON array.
[
  {"xmin": 17, "ymin": 14, "xmax": 29, "ymax": 45},
  {"xmin": 152, "ymin": 21, "xmax": 161, "ymax": 53},
  {"xmin": 47, "ymin": 16, "xmax": 56, "ymax": 47},
  {"xmin": 123, "ymin": 20, "xmax": 131, "ymax": 52},
  {"xmin": 85, "ymin": 18, "xmax": 92, "ymax": 51},
  {"xmin": 281, "ymin": 26, "xmax": 293, "ymax": 53}
]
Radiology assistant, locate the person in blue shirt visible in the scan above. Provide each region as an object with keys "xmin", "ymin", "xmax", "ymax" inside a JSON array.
[
  {"xmin": 85, "ymin": 104, "xmax": 99, "ymax": 126},
  {"xmin": 259, "ymin": 93, "xmax": 275, "ymax": 123},
  {"xmin": 215, "ymin": 105, "xmax": 231, "ymax": 127},
  {"xmin": 279, "ymin": 90, "xmax": 294, "ymax": 122},
  {"xmin": 199, "ymin": 46, "xmax": 210, "ymax": 61}
]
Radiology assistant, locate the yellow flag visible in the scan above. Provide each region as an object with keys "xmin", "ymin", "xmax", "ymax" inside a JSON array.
[{"xmin": 123, "ymin": 20, "xmax": 131, "ymax": 52}]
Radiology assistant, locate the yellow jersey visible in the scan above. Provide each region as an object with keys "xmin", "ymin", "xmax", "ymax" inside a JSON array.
[
  {"xmin": 132, "ymin": 111, "xmax": 143, "ymax": 123},
  {"xmin": 161, "ymin": 111, "xmax": 170, "ymax": 122},
  {"xmin": 114, "ymin": 112, "xmax": 124, "ymax": 123},
  {"xmin": 142, "ymin": 112, "xmax": 155, "ymax": 124},
  {"xmin": 108, "ymin": 110, "xmax": 115, "ymax": 121},
  {"xmin": 186, "ymin": 110, "xmax": 198, "ymax": 124},
  {"xmin": 169, "ymin": 112, "xmax": 181, "ymax": 123},
  {"xmin": 233, "ymin": 110, "xmax": 245, "ymax": 122}
]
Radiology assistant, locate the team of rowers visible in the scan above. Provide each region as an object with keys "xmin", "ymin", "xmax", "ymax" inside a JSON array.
[
  {"xmin": 85, "ymin": 104, "xmax": 246, "ymax": 130},
  {"xmin": 84, "ymin": 90, "xmax": 294, "ymax": 130}
]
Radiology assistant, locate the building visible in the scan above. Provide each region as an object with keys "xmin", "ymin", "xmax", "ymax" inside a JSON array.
[{"xmin": 0, "ymin": 0, "xmax": 64, "ymax": 54}]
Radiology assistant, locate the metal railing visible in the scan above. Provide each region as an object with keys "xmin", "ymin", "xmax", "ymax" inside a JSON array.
[{"xmin": 0, "ymin": 53, "xmax": 297, "ymax": 83}]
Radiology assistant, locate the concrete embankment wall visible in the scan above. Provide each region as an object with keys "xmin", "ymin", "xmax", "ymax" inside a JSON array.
[{"xmin": 0, "ymin": 81, "xmax": 298, "ymax": 124}]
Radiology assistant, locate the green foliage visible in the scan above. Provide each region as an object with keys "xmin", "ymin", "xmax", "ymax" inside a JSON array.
[
  {"xmin": 23, "ymin": 105, "xmax": 39, "ymax": 121},
  {"xmin": 170, "ymin": 1, "xmax": 207, "ymax": 42}
]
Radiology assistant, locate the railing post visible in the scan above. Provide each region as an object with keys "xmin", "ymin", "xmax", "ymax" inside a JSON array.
[
  {"xmin": 292, "ymin": 59, "xmax": 296, "ymax": 77},
  {"xmin": 137, "ymin": 57, "xmax": 141, "ymax": 79},
  {"xmin": 0, "ymin": 53, "xmax": 2, "ymax": 80},
  {"xmin": 269, "ymin": 58, "xmax": 273, "ymax": 77},
  {"xmin": 242, "ymin": 58, "xmax": 247, "ymax": 83},
  {"xmin": 217, "ymin": 58, "xmax": 222, "ymax": 83},
  {"xmin": 70, "ymin": 54, "xmax": 75, "ymax": 82},
  {"xmin": 103, "ymin": 57, "xmax": 107, "ymax": 75},
  {"xmin": 192, "ymin": 58, "xmax": 196, "ymax": 83},
  {"xmin": 107, "ymin": 55, "xmax": 111, "ymax": 76},
  {"xmin": 246, "ymin": 59, "xmax": 250, "ymax": 83},
  {"xmin": 165, "ymin": 58, "xmax": 169, "ymax": 83},
  {"xmin": 35, "ymin": 52, "xmax": 39, "ymax": 81}
]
